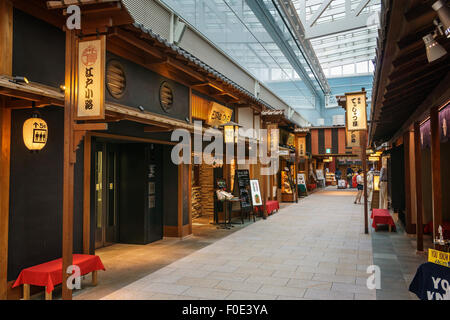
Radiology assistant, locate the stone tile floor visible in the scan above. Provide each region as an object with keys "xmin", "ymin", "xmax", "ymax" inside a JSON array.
[{"xmin": 71, "ymin": 187, "xmax": 427, "ymax": 300}]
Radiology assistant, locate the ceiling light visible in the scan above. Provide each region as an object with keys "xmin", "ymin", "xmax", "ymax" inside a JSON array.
[
  {"xmin": 423, "ymin": 33, "xmax": 447, "ymax": 63},
  {"xmin": 433, "ymin": 0, "xmax": 450, "ymax": 38}
]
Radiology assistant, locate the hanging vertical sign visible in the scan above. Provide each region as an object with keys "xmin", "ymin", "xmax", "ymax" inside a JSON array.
[
  {"xmin": 77, "ymin": 37, "xmax": 106, "ymax": 120},
  {"xmin": 346, "ymin": 129, "xmax": 360, "ymax": 148},
  {"xmin": 297, "ymin": 136, "xmax": 306, "ymax": 157},
  {"xmin": 346, "ymin": 92, "xmax": 367, "ymax": 131}
]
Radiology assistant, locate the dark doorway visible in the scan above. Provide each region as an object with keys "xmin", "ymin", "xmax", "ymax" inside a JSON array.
[{"xmin": 94, "ymin": 143, "xmax": 119, "ymax": 249}]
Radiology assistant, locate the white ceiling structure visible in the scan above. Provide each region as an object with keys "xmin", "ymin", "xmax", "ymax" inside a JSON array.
[{"xmin": 291, "ymin": 0, "xmax": 381, "ymax": 77}]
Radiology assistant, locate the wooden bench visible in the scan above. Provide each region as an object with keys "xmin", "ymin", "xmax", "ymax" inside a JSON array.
[{"xmin": 13, "ymin": 254, "xmax": 105, "ymax": 300}]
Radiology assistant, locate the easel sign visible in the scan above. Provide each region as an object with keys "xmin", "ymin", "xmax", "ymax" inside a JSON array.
[
  {"xmin": 250, "ymin": 180, "xmax": 262, "ymax": 207},
  {"xmin": 297, "ymin": 173, "xmax": 306, "ymax": 186},
  {"xmin": 233, "ymin": 170, "xmax": 252, "ymax": 210},
  {"xmin": 77, "ymin": 36, "xmax": 106, "ymax": 120}
]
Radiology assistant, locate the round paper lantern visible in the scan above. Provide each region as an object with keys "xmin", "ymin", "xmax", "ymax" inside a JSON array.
[{"xmin": 23, "ymin": 115, "xmax": 48, "ymax": 151}]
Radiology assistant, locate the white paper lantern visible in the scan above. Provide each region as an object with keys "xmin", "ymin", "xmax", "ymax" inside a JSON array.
[{"xmin": 23, "ymin": 115, "xmax": 48, "ymax": 151}]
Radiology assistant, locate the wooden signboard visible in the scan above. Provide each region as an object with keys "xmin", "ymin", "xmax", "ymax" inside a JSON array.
[
  {"xmin": 346, "ymin": 129, "xmax": 360, "ymax": 148},
  {"xmin": 206, "ymin": 102, "xmax": 233, "ymax": 127},
  {"xmin": 77, "ymin": 37, "xmax": 106, "ymax": 120},
  {"xmin": 234, "ymin": 170, "xmax": 252, "ymax": 210},
  {"xmin": 250, "ymin": 180, "xmax": 262, "ymax": 207},
  {"xmin": 298, "ymin": 136, "xmax": 306, "ymax": 157},
  {"xmin": 346, "ymin": 92, "xmax": 367, "ymax": 131}
]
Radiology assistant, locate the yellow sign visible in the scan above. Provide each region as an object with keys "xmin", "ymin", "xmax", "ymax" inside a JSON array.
[
  {"xmin": 369, "ymin": 157, "xmax": 380, "ymax": 162},
  {"xmin": 206, "ymin": 102, "xmax": 233, "ymax": 127},
  {"xmin": 77, "ymin": 37, "xmax": 106, "ymax": 120},
  {"xmin": 346, "ymin": 92, "xmax": 367, "ymax": 131},
  {"xmin": 298, "ymin": 137, "xmax": 306, "ymax": 157},
  {"xmin": 287, "ymin": 133, "xmax": 295, "ymax": 148},
  {"xmin": 346, "ymin": 130, "xmax": 360, "ymax": 148},
  {"xmin": 428, "ymin": 249, "xmax": 450, "ymax": 268}
]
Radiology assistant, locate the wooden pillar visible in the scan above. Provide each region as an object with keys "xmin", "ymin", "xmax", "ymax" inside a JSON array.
[
  {"xmin": 361, "ymin": 130, "xmax": 368, "ymax": 234},
  {"xmin": 83, "ymin": 133, "xmax": 91, "ymax": 254},
  {"xmin": 403, "ymin": 130, "xmax": 413, "ymax": 234},
  {"xmin": 62, "ymin": 30, "xmax": 77, "ymax": 300},
  {"xmin": 0, "ymin": 0, "xmax": 12, "ymax": 300},
  {"xmin": 430, "ymin": 106, "xmax": 442, "ymax": 244},
  {"xmin": 177, "ymin": 163, "xmax": 183, "ymax": 237},
  {"xmin": 413, "ymin": 122, "xmax": 424, "ymax": 252}
]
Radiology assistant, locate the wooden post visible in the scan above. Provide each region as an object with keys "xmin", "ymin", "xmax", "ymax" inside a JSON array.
[
  {"xmin": 430, "ymin": 106, "xmax": 442, "ymax": 245},
  {"xmin": 23, "ymin": 284, "xmax": 30, "ymax": 300},
  {"xmin": 362, "ymin": 130, "xmax": 369, "ymax": 234},
  {"xmin": 83, "ymin": 133, "xmax": 91, "ymax": 254},
  {"xmin": 413, "ymin": 122, "xmax": 424, "ymax": 252},
  {"xmin": 0, "ymin": 0, "xmax": 12, "ymax": 300},
  {"xmin": 403, "ymin": 130, "xmax": 413, "ymax": 234},
  {"xmin": 62, "ymin": 30, "xmax": 77, "ymax": 300}
]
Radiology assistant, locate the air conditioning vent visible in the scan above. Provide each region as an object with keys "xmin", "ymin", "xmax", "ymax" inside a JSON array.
[{"xmin": 106, "ymin": 60, "xmax": 126, "ymax": 99}]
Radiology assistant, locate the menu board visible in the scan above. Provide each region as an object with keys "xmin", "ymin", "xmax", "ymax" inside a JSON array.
[
  {"xmin": 234, "ymin": 170, "xmax": 252, "ymax": 209},
  {"xmin": 250, "ymin": 180, "xmax": 262, "ymax": 207}
]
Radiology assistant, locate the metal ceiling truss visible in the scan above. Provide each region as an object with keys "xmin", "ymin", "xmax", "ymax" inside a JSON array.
[
  {"xmin": 295, "ymin": 0, "xmax": 380, "ymax": 39},
  {"xmin": 274, "ymin": 0, "xmax": 331, "ymax": 94},
  {"xmin": 245, "ymin": 0, "xmax": 325, "ymax": 101}
]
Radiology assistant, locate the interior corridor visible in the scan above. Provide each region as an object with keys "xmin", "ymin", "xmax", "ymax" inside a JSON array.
[{"xmin": 89, "ymin": 187, "xmax": 425, "ymax": 300}]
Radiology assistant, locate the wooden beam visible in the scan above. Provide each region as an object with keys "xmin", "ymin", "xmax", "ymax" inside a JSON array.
[
  {"xmin": 0, "ymin": 0, "xmax": 12, "ymax": 301},
  {"xmin": 0, "ymin": 0, "xmax": 12, "ymax": 75},
  {"xmin": 0, "ymin": 99, "xmax": 11, "ymax": 300},
  {"xmin": 62, "ymin": 29, "xmax": 77, "ymax": 300},
  {"xmin": 403, "ymin": 130, "xmax": 413, "ymax": 234},
  {"xmin": 430, "ymin": 106, "xmax": 442, "ymax": 245},
  {"xmin": 143, "ymin": 126, "xmax": 173, "ymax": 133},
  {"xmin": 83, "ymin": 133, "xmax": 91, "ymax": 254},
  {"xmin": 413, "ymin": 122, "xmax": 424, "ymax": 252}
]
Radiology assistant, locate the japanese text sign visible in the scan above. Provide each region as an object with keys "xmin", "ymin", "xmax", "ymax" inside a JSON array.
[
  {"xmin": 346, "ymin": 92, "xmax": 367, "ymax": 131},
  {"xmin": 77, "ymin": 38, "xmax": 105, "ymax": 120}
]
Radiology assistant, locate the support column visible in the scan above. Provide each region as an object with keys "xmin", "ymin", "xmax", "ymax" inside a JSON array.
[
  {"xmin": 83, "ymin": 133, "xmax": 91, "ymax": 254},
  {"xmin": 403, "ymin": 130, "xmax": 413, "ymax": 234},
  {"xmin": 0, "ymin": 0, "xmax": 13, "ymax": 300},
  {"xmin": 430, "ymin": 106, "xmax": 442, "ymax": 245},
  {"xmin": 414, "ymin": 122, "xmax": 424, "ymax": 252},
  {"xmin": 361, "ymin": 130, "xmax": 368, "ymax": 234},
  {"xmin": 62, "ymin": 30, "xmax": 77, "ymax": 300}
]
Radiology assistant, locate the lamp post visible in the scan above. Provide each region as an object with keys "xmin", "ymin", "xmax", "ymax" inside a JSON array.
[{"xmin": 221, "ymin": 121, "xmax": 240, "ymax": 191}]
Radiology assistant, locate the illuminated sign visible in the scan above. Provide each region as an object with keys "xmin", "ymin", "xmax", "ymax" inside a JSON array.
[
  {"xmin": 206, "ymin": 102, "xmax": 233, "ymax": 127},
  {"xmin": 297, "ymin": 137, "xmax": 306, "ymax": 157}
]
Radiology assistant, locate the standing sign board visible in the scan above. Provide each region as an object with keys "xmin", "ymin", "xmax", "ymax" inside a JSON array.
[
  {"xmin": 234, "ymin": 170, "xmax": 252, "ymax": 210},
  {"xmin": 77, "ymin": 37, "xmax": 106, "ymax": 120},
  {"xmin": 250, "ymin": 180, "xmax": 262, "ymax": 206},
  {"xmin": 346, "ymin": 92, "xmax": 367, "ymax": 131}
]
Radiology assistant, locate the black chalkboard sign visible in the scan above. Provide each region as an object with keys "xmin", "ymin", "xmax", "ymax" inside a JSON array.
[{"xmin": 234, "ymin": 169, "xmax": 252, "ymax": 210}]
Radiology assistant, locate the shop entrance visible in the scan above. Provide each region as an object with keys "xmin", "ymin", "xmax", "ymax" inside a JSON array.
[{"xmin": 94, "ymin": 143, "xmax": 119, "ymax": 249}]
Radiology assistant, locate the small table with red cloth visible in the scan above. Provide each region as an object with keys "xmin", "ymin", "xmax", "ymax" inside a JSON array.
[
  {"xmin": 424, "ymin": 221, "xmax": 450, "ymax": 239},
  {"xmin": 371, "ymin": 209, "xmax": 396, "ymax": 232},
  {"xmin": 13, "ymin": 254, "xmax": 105, "ymax": 300},
  {"xmin": 255, "ymin": 200, "xmax": 280, "ymax": 216}
]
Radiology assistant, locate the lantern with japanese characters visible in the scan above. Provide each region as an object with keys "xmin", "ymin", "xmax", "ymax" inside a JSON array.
[{"xmin": 23, "ymin": 114, "xmax": 48, "ymax": 151}]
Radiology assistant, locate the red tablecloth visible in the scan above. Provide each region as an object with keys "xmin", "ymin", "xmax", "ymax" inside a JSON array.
[
  {"xmin": 13, "ymin": 254, "xmax": 105, "ymax": 293},
  {"xmin": 424, "ymin": 221, "xmax": 450, "ymax": 238},
  {"xmin": 255, "ymin": 200, "xmax": 280, "ymax": 215},
  {"xmin": 266, "ymin": 200, "xmax": 279, "ymax": 215},
  {"xmin": 371, "ymin": 209, "xmax": 396, "ymax": 230}
]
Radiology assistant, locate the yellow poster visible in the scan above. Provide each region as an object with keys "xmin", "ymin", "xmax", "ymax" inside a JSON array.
[{"xmin": 428, "ymin": 249, "xmax": 450, "ymax": 268}]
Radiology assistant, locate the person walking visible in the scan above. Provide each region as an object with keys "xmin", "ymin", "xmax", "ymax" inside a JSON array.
[
  {"xmin": 346, "ymin": 167, "xmax": 354, "ymax": 189},
  {"xmin": 354, "ymin": 169, "xmax": 364, "ymax": 204}
]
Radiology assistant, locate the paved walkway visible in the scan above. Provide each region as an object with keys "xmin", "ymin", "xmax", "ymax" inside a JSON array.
[{"xmin": 102, "ymin": 188, "xmax": 380, "ymax": 300}]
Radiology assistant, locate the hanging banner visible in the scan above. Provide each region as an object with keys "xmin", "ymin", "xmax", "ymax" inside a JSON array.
[
  {"xmin": 77, "ymin": 37, "xmax": 106, "ymax": 120},
  {"xmin": 267, "ymin": 124, "xmax": 279, "ymax": 152},
  {"xmin": 346, "ymin": 129, "xmax": 360, "ymax": 148},
  {"xmin": 206, "ymin": 102, "xmax": 233, "ymax": 127},
  {"xmin": 346, "ymin": 92, "xmax": 367, "ymax": 131},
  {"xmin": 297, "ymin": 136, "xmax": 306, "ymax": 157}
]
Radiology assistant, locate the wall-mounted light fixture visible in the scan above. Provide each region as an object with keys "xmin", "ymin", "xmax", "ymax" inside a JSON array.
[
  {"xmin": 23, "ymin": 111, "xmax": 48, "ymax": 152},
  {"xmin": 423, "ymin": 33, "xmax": 447, "ymax": 62},
  {"xmin": 433, "ymin": 0, "xmax": 450, "ymax": 38},
  {"xmin": 10, "ymin": 76, "xmax": 29, "ymax": 85}
]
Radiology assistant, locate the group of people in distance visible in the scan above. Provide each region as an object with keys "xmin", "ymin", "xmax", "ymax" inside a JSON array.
[{"xmin": 334, "ymin": 167, "xmax": 374, "ymax": 205}]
